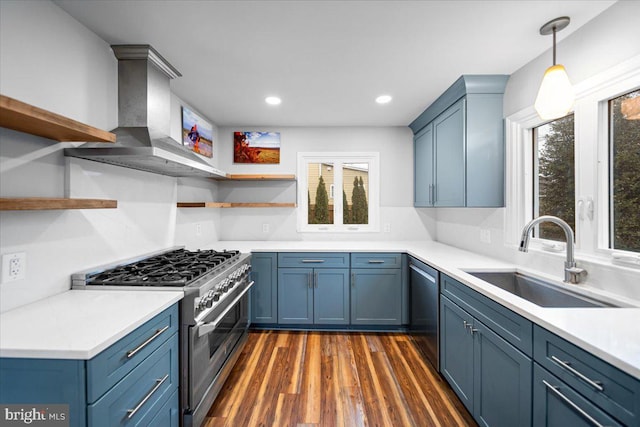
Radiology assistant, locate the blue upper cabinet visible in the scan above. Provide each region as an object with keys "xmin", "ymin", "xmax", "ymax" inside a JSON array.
[
  {"xmin": 410, "ymin": 75, "xmax": 508, "ymax": 208},
  {"xmin": 414, "ymin": 123, "xmax": 434, "ymax": 207}
]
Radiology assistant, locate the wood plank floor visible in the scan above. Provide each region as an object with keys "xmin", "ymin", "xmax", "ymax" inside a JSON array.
[{"xmin": 204, "ymin": 330, "xmax": 477, "ymax": 427}]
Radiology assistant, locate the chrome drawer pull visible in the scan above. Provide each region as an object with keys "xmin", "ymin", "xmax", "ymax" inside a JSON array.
[
  {"xmin": 368, "ymin": 260, "xmax": 385, "ymax": 264},
  {"xmin": 543, "ymin": 380, "xmax": 605, "ymax": 427},
  {"xmin": 301, "ymin": 259, "xmax": 325, "ymax": 263},
  {"xmin": 550, "ymin": 355, "xmax": 604, "ymax": 392},
  {"xmin": 126, "ymin": 374, "xmax": 169, "ymax": 419},
  {"xmin": 126, "ymin": 325, "xmax": 170, "ymax": 359}
]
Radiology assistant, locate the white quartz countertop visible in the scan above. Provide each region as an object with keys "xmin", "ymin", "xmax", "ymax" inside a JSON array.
[
  {"xmin": 208, "ymin": 240, "xmax": 640, "ymax": 379},
  {"xmin": 0, "ymin": 290, "xmax": 183, "ymax": 360}
]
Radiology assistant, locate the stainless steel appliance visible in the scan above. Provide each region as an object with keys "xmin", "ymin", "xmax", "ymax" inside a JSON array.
[
  {"xmin": 409, "ymin": 257, "xmax": 440, "ymax": 370},
  {"xmin": 72, "ymin": 247, "xmax": 253, "ymax": 427}
]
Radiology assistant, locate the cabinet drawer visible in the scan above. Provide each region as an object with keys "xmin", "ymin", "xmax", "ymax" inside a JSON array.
[
  {"xmin": 278, "ymin": 252, "xmax": 349, "ymax": 268},
  {"xmin": 441, "ymin": 274, "xmax": 532, "ymax": 356},
  {"xmin": 88, "ymin": 333, "xmax": 179, "ymax": 426},
  {"xmin": 86, "ymin": 304, "xmax": 179, "ymax": 403},
  {"xmin": 350, "ymin": 253, "xmax": 402, "ymax": 269},
  {"xmin": 533, "ymin": 363, "xmax": 623, "ymax": 427},
  {"xmin": 534, "ymin": 326, "xmax": 639, "ymax": 427}
]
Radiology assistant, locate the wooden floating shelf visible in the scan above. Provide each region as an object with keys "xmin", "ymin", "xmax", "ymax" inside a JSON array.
[
  {"xmin": 177, "ymin": 202, "xmax": 296, "ymax": 208},
  {"xmin": 0, "ymin": 198, "xmax": 118, "ymax": 211},
  {"xmin": 0, "ymin": 95, "xmax": 116, "ymax": 143},
  {"xmin": 219, "ymin": 174, "xmax": 296, "ymax": 181}
]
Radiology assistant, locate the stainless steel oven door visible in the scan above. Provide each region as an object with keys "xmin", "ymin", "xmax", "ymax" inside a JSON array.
[{"xmin": 188, "ymin": 283, "xmax": 251, "ymax": 413}]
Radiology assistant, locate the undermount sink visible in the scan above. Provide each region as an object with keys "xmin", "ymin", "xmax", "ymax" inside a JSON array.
[{"xmin": 466, "ymin": 271, "xmax": 617, "ymax": 308}]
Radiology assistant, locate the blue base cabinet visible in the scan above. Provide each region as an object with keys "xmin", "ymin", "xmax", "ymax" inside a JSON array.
[
  {"xmin": 440, "ymin": 275, "xmax": 532, "ymax": 427},
  {"xmin": 0, "ymin": 304, "xmax": 179, "ymax": 427},
  {"xmin": 533, "ymin": 325, "xmax": 639, "ymax": 427},
  {"xmin": 533, "ymin": 363, "xmax": 623, "ymax": 427},
  {"xmin": 277, "ymin": 253, "xmax": 350, "ymax": 326},
  {"xmin": 350, "ymin": 253, "xmax": 404, "ymax": 326},
  {"xmin": 250, "ymin": 252, "xmax": 278, "ymax": 324}
]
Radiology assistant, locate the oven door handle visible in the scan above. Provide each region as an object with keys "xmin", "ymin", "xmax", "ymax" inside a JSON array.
[{"xmin": 197, "ymin": 281, "xmax": 254, "ymax": 337}]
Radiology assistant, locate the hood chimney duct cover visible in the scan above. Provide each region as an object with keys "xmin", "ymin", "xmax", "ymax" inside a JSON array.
[{"xmin": 65, "ymin": 45, "xmax": 225, "ymax": 178}]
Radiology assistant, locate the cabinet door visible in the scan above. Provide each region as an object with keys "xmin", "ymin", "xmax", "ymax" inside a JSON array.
[
  {"xmin": 314, "ymin": 268, "xmax": 349, "ymax": 325},
  {"xmin": 533, "ymin": 364, "xmax": 623, "ymax": 427},
  {"xmin": 0, "ymin": 359, "xmax": 86, "ymax": 427},
  {"xmin": 414, "ymin": 123, "xmax": 434, "ymax": 207},
  {"xmin": 350, "ymin": 269, "xmax": 402, "ymax": 325},
  {"xmin": 434, "ymin": 98, "xmax": 466, "ymax": 207},
  {"xmin": 440, "ymin": 296, "xmax": 474, "ymax": 413},
  {"xmin": 278, "ymin": 268, "xmax": 313, "ymax": 324},
  {"xmin": 473, "ymin": 321, "xmax": 532, "ymax": 427},
  {"xmin": 250, "ymin": 253, "xmax": 278, "ymax": 324}
]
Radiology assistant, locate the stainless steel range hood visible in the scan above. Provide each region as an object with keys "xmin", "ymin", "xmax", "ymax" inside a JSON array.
[{"xmin": 65, "ymin": 45, "xmax": 225, "ymax": 178}]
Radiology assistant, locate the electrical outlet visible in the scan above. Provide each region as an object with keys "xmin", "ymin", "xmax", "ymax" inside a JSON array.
[
  {"xmin": 262, "ymin": 223, "xmax": 270, "ymax": 233},
  {"xmin": 480, "ymin": 229, "xmax": 492, "ymax": 244},
  {"xmin": 384, "ymin": 223, "xmax": 391, "ymax": 233},
  {"xmin": 2, "ymin": 252, "xmax": 26, "ymax": 283},
  {"xmin": 196, "ymin": 223, "xmax": 202, "ymax": 236}
]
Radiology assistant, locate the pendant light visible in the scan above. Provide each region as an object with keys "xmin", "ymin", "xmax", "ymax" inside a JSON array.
[{"xmin": 534, "ymin": 17, "xmax": 574, "ymax": 120}]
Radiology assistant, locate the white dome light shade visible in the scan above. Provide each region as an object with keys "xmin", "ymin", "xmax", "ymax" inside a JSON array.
[
  {"xmin": 265, "ymin": 96, "xmax": 282, "ymax": 105},
  {"xmin": 534, "ymin": 65, "xmax": 574, "ymax": 121},
  {"xmin": 375, "ymin": 95, "xmax": 392, "ymax": 104}
]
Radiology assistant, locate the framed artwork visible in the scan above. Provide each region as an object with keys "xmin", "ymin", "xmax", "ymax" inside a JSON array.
[
  {"xmin": 181, "ymin": 106, "xmax": 213, "ymax": 158},
  {"xmin": 234, "ymin": 131, "xmax": 281, "ymax": 164}
]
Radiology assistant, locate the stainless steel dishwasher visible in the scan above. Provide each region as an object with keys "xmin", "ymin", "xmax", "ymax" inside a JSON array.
[{"xmin": 409, "ymin": 257, "xmax": 440, "ymax": 371}]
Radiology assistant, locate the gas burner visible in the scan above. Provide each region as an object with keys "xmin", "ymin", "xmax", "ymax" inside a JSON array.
[{"xmin": 86, "ymin": 248, "xmax": 241, "ymax": 287}]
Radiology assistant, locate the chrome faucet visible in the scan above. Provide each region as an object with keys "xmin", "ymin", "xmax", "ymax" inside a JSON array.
[{"xmin": 519, "ymin": 215, "xmax": 586, "ymax": 284}]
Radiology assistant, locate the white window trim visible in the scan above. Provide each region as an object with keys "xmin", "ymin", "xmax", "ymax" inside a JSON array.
[
  {"xmin": 505, "ymin": 54, "xmax": 640, "ymax": 263},
  {"xmin": 297, "ymin": 152, "xmax": 380, "ymax": 233}
]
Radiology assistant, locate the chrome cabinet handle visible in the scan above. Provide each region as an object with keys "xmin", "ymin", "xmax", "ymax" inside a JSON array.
[
  {"xmin": 308, "ymin": 272, "xmax": 313, "ymax": 288},
  {"xmin": 127, "ymin": 374, "xmax": 169, "ymax": 419},
  {"xmin": 126, "ymin": 325, "xmax": 170, "ymax": 359},
  {"xmin": 368, "ymin": 260, "xmax": 385, "ymax": 264},
  {"xmin": 315, "ymin": 272, "xmax": 318, "ymax": 288},
  {"xmin": 543, "ymin": 380, "xmax": 605, "ymax": 427},
  {"xmin": 351, "ymin": 273, "xmax": 355, "ymax": 288},
  {"xmin": 428, "ymin": 184, "xmax": 433, "ymax": 205},
  {"xmin": 551, "ymin": 355, "xmax": 604, "ymax": 392},
  {"xmin": 463, "ymin": 320, "xmax": 477, "ymax": 334},
  {"xmin": 302, "ymin": 259, "xmax": 325, "ymax": 263}
]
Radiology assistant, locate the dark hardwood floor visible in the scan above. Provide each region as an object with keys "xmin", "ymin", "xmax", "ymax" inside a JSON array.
[{"xmin": 204, "ymin": 330, "xmax": 476, "ymax": 427}]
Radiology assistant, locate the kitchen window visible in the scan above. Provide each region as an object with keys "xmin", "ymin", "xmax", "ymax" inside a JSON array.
[
  {"xmin": 609, "ymin": 89, "xmax": 640, "ymax": 253},
  {"xmin": 532, "ymin": 114, "xmax": 575, "ymax": 242},
  {"xmin": 297, "ymin": 153, "xmax": 379, "ymax": 232},
  {"xmin": 505, "ymin": 56, "xmax": 640, "ymax": 261}
]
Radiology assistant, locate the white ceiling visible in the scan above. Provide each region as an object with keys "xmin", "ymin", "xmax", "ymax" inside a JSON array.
[{"xmin": 53, "ymin": 0, "xmax": 616, "ymax": 127}]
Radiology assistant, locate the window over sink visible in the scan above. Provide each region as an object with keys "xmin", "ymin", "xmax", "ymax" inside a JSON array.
[{"xmin": 506, "ymin": 57, "xmax": 640, "ymax": 260}]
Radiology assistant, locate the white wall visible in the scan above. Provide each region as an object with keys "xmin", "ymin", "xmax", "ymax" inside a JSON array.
[
  {"xmin": 215, "ymin": 126, "xmax": 436, "ymax": 241},
  {"xmin": 436, "ymin": 0, "xmax": 640, "ymax": 300},
  {"xmin": 0, "ymin": 1, "xmax": 218, "ymax": 312}
]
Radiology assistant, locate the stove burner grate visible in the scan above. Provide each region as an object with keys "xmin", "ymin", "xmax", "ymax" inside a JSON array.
[{"xmin": 87, "ymin": 249, "xmax": 240, "ymax": 287}]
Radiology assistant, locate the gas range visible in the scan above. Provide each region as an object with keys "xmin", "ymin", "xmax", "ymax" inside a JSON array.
[
  {"xmin": 71, "ymin": 247, "xmax": 251, "ymax": 324},
  {"xmin": 71, "ymin": 246, "xmax": 253, "ymax": 427}
]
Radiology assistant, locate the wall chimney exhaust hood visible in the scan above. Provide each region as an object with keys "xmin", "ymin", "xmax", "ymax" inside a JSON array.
[{"xmin": 65, "ymin": 45, "xmax": 225, "ymax": 178}]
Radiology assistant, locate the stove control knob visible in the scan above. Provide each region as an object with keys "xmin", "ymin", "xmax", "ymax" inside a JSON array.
[
  {"xmin": 205, "ymin": 297, "xmax": 213, "ymax": 308},
  {"xmin": 212, "ymin": 292, "xmax": 221, "ymax": 302}
]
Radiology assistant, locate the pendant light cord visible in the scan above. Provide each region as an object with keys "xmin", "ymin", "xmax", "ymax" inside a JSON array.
[{"xmin": 552, "ymin": 26, "xmax": 557, "ymax": 66}]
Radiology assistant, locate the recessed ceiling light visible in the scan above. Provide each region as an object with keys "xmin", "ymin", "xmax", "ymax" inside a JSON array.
[
  {"xmin": 375, "ymin": 95, "xmax": 392, "ymax": 104},
  {"xmin": 265, "ymin": 96, "xmax": 282, "ymax": 105}
]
